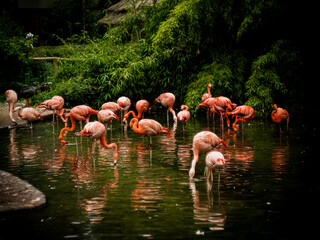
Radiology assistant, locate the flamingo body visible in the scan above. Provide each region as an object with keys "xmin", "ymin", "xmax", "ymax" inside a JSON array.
[
  {"xmin": 123, "ymin": 100, "xmax": 150, "ymax": 121},
  {"xmin": 59, "ymin": 105, "xmax": 98, "ymax": 143},
  {"xmin": 155, "ymin": 92, "xmax": 177, "ymax": 122},
  {"xmin": 117, "ymin": 96, "xmax": 131, "ymax": 112},
  {"xmin": 228, "ymin": 105, "xmax": 254, "ymax": 131},
  {"xmin": 189, "ymin": 131, "xmax": 227, "ymax": 179},
  {"xmin": 271, "ymin": 104, "xmax": 289, "ymax": 133},
  {"xmin": 37, "ymin": 96, "xmax": 66, "ymax": 123},
  {"xmin": 80, "ymin": 121, "xmax": 118, "ymax": 164},
  {"xmin": 205, "ymin": 151, "xmax": 225, "ymax": 182},
  {"xmin": 101, "ymin": 102, "xmax": 121, "ymax": 113},
  {"xmin": 98, "ymin": 110, "xmax": 119, "ymax": 124},
  {"xmin": 5, "ymin": 90, "xmax": 18, "ymax": 123}
]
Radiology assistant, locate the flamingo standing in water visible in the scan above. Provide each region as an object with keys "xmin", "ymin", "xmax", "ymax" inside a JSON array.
[
  {"xmin": 227, "ymin": 105, "xmax": 254, "ymax": 132},
  {"xmin": 5, "ymin": 90, "xmax": 18, "ymax": 124},
  {"xmin": 155, "ymin": 92, "xmax": 177, "ymax": 123},
  {"xmin": 117, "ymin": 96, "xmax": 131, "ymax": 125},
  {"xmin": 79, "ymin": 121, "xmax": 118, "ymax": 165},
  {"xmin": 59, "ymin": 105, "xmax": 98, "ymax": 144},
  {"xmin": 129, "ymin": 118, "xmax": 169, "ymax": 149},
  {"xmin": 101, "ymin": 102, "xmax": 121, "ymax": 130},
  {"xmin": 14, "ymin": 107, "xmax": 43, "ymax": 129},
  {"xmin": 205, "ymin": 151, "xmax": 225, "ymax": 183},
  {"xmin": 177, "ymin": 105, "xmax": 190, "ymax": 132},
  {"xmin": 123, "ymin": 100, "xmax": 150, "ymax": 122},
  {"xmin": 37, "ymin": 96, "xmax": 67, "ymax": 125},
  {"xmin": 271, "ymin": 104, "xmax": 289, "ymax": 134},
  {"xmin": 98, "ymin": 109, "xmax": 119, "ymax": 133},
  {"xmin": 189, "ymin": 131, "xmax": 227, "ymax": 179}
]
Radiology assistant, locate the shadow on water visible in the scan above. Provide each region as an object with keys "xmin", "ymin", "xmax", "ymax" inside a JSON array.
[{"xmin": 0, "ymin": 115, "xmax": 317, "ymax": 239}]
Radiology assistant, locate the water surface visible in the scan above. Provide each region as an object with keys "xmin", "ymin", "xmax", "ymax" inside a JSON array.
[{"xmin": 0, "ymin": 115, "xmax": 317, "ymax": 239}]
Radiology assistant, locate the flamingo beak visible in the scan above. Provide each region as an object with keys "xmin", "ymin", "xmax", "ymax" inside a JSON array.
[{"xmin": 113, "ymin": 114, "xmax": 119, "ymax": 122}]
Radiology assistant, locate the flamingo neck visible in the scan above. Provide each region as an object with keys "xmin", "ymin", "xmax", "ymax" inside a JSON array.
[{"xmin": 100, "ymin": 135, "xmax": 118, "ymax": 163}]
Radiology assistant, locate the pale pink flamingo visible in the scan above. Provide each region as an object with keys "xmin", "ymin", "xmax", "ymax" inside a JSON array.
[
  {"xmin": 201, "ymin": 83, "xmax": 212, "ymax": 102},
  {"xmin": 227, "ymin": 105, "xmax": 254, "ymax": 132},
  {"xmin": 79, "ymin": 121, "xmax": 118, "ymax": 165},
  {"xmin": 5, "ymin": 90, "xmax": 18, "ymax": 124},
  {"xmin": 14, "ymin": 106, "xmax": 43, "ymax": 129},
  {"xmin": 123, "ymin": 100, "xmax": 150, "ymax": 122},
  {"xmin": 177, "ymin": 105, "xmax": 190, "ymax": 132},
  {"xmin": 205, "ymin": 151, "xmax": 225, "ymax": 183},
  {"xmin": 101, "ymin": 102, "xmax": 121, "ymax": 129},
  {"xmin": 101, "ymin": 102, "xmax": 121, "ymax": 113},
  {"xmin": 117, "ymin": 96, "xmax": 131, "ymax": 125},
  {"xmin": 189, "ymin": 131, "xmax": 227, "ymax": 179},
  {"xmin": 37, "ymin": 96, "xmax": 67, "ymax": 125},
  {"xmin": 59, "ymin": 105, "xmax": 98, "ymax": 144},
  {"xmin": 98, "ymin": 109, "xmax": 119, "ymax": 133},
  {"xmin": 129, "ymin": 118, "xmax": 169, "ymax": 149},
  {"xmin": 271, "ymin": 104, "xmax": 289, "ymax": 134},
  {"xmin": 155, "ymin": 92, "xmax": 177, "ymax": 122}
]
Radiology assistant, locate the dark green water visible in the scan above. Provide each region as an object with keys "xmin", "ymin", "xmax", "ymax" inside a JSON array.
[{"xmin": 0, "ymin": 115, "xmax": 318, "ymax": 239}]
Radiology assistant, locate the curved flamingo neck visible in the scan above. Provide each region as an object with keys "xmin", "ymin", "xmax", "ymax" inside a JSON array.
[
  {"xmin": 100, "ymin": 135, "xmax": 118, "ymax": 164},
  {"xmin": 130, "ymin": 118, "xmax": 143, "ymax": 134},
  {"xmin": 124, "ymin": 110, "xmax": 141, "ymax": 119},
  {"xmin": 59, "ymin": 116, "xmax": 76, "ymax": 142}
]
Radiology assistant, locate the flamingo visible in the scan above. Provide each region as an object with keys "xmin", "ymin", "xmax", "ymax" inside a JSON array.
[
  {"xmin": 98, "ymin": 109, "xmax": 119, "ymax": 132},
  {"xmin": 129, "ymin": 118, "xmax": 169, "ymax": 149},
  {"xmin": 189, "ymin": 131, "xmax": 227, "ymax": 179},
  {"xmin": 177, "ymin": 105, "xmax": 190, "ymax": 132},
  {"xmin": 227, "ymin": 105, "xmax": 254, "ymax": 132},
  {"xmin": 37, "ymin": 96, "xmax": 67, "ymax": 125},
  {"xmin": 59, "ymin": 105, "xmax": 98, "ymax": 144},
  {"xmin": 201, "ymin": 83, "xmax": 212, "ymax": 102},
  {"xmin": 123, "ymin": 100, "xmax": 150, "ymax": 122},
  {"xmin": 155, "ymin": 92, "xmax": 177, "ymax": 122},
  {"xmin": 79, "ymin": 121, "xmax": 118, "ymax": 165},
  {"xmin": 101, "ymin": 102, "xmax": 121, "ymax": 130},
  {"xmin": 205, "ymin": 151, "xmax": 225, "ymax": 183},
  {"xmin": 14, "ymin": 107, "xmax": 43, "ymax": 129},
  {"xmin": 117, "ymin": 96, "xmax": 131, "ymax": 125},
  {"xmin": 271, "ymin": 104, "xmax": 289, "ymax": 134},
  {"xmin": 210, "ymin": 96, "xmax": 235, "ymax": 127},
  {"xmin": 5, "ymin": 90, "xmax": 18, "ymax": 124}
]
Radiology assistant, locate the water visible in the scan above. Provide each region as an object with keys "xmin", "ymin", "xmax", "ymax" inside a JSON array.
[{"xmin": 0, "ymin": 115, "xmax": 318, "ymax": 239}]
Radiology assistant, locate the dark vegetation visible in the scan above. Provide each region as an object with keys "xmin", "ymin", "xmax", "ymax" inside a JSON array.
[{"xmin": 0, "ymin": 0, "xmax": 314, "ymax": 118}]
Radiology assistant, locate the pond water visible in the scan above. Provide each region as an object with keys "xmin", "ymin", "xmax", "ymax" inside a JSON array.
[{"xmin": 0, "ymin": 113, "xmax": 317, "ymax": 239}]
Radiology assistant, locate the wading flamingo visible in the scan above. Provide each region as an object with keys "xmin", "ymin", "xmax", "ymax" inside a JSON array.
[
  {"xmin": 5, "ymin": 90, "xmax": 18, "ymax": 124},
  {"xmin": 101, "ymin": 102, "xmax": 121, "ymax": 130},
  {"xmin": 123, "ymin": 100, "xmax": 150, "ymax": 122},
  {"xmin": 227, "ymin": 105, "xmax": 254, "ymax": 132},
  {"xmin": 79, "ymin": 121, "xmax": 118, "ymax": 165},
  {"xmin": 271, "ymin": 104, "xmax": 289, "ymax": 134},
  {"xmin": 59, "ymin": 105, "xmax": 98, "ymax": 144},
  {"xmin": 117, "ymin": 96, "xmax": 131, "ymax": 125},
  {"xmin": 98, "ymin": 109, "xmax": 119, "ymax": 133},
  {"xmin": 177, "ymin": 105, "xmax": 190, "ymax": 132},
  {"xmin": 14, "ymin": 106, "xmax": 43, "ymax": 129},
  {"xmin": 205, "ymin": 151, "xmax": 225, "ymax": 183},
  {"xmin": 189, "ymin": 131, "xmax": 227, "ymax": 179},
  {"xmin": 155, "ymin": 92, "xmax": 177, "ymax": 122},
  {"xmin": 37, "ymin": 96, "xmax": 67, "ymax": 125},
  {"xmin": 209, "ymin": 96, "xmax": 235, "ymax": 127},
  {"xmin": 129, "ymin": 118, "xmax": 169, "ymax": 149}
]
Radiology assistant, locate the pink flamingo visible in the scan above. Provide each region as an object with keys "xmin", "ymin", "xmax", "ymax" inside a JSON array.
[
  {"xmin": 14, "ymin": 107, "xmax": 43, "ymax": 129},
  {"xmin": 189, "ymin": 131, "xmax": 227, "ymax": 179},
  {"xmin": 37, "ymin": 96, "xmax": 67, "ymax": 125},
  {"xmin": 98, "ymin": 109, "xmax": 119, "ymax": 133},
  {"xmin": 59, "ymin": 105, "xmax": 98, "ymax": 144},
  {"xmin": 123, "ymin": 100, "xmax": 150, "ymax": 122},
  {"xmin": 271, "ymin": 104, "xmax": 289, "ymax": 134},
  {"xmin": 177, "ymin": 105, "xmax": 190, "ymax": 132},
  {"xmin": 117, "ymin": 96, "xmax": 131, "ymax": 125},
  {"xmin": 205, "ymin": 151, "xmax": 225, "ymax": 183},
  {"xmin": 227, "ymin": 105, "xmax": 254, "ymax": 132},
  {"xmin": 101, "ymin": 102, "xmax": 121, "ymax": 129},
  {"xmin": 79, "ymin": 121, "xmax": 118, "ymax": 165},
  {"xmin": 201, "ymin": 83, "xmax": 212, "ymax": 102},
  {"xmin": 129, "ymin": 118, "xmax": 169, "ymax": 149},
  {"xmin": 155, "ymin": 92, "xmax": 177, "ymax": 122},
  {"xmin": 5, "ymin": 90, "xmax": 18, "ymax": 124}
]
